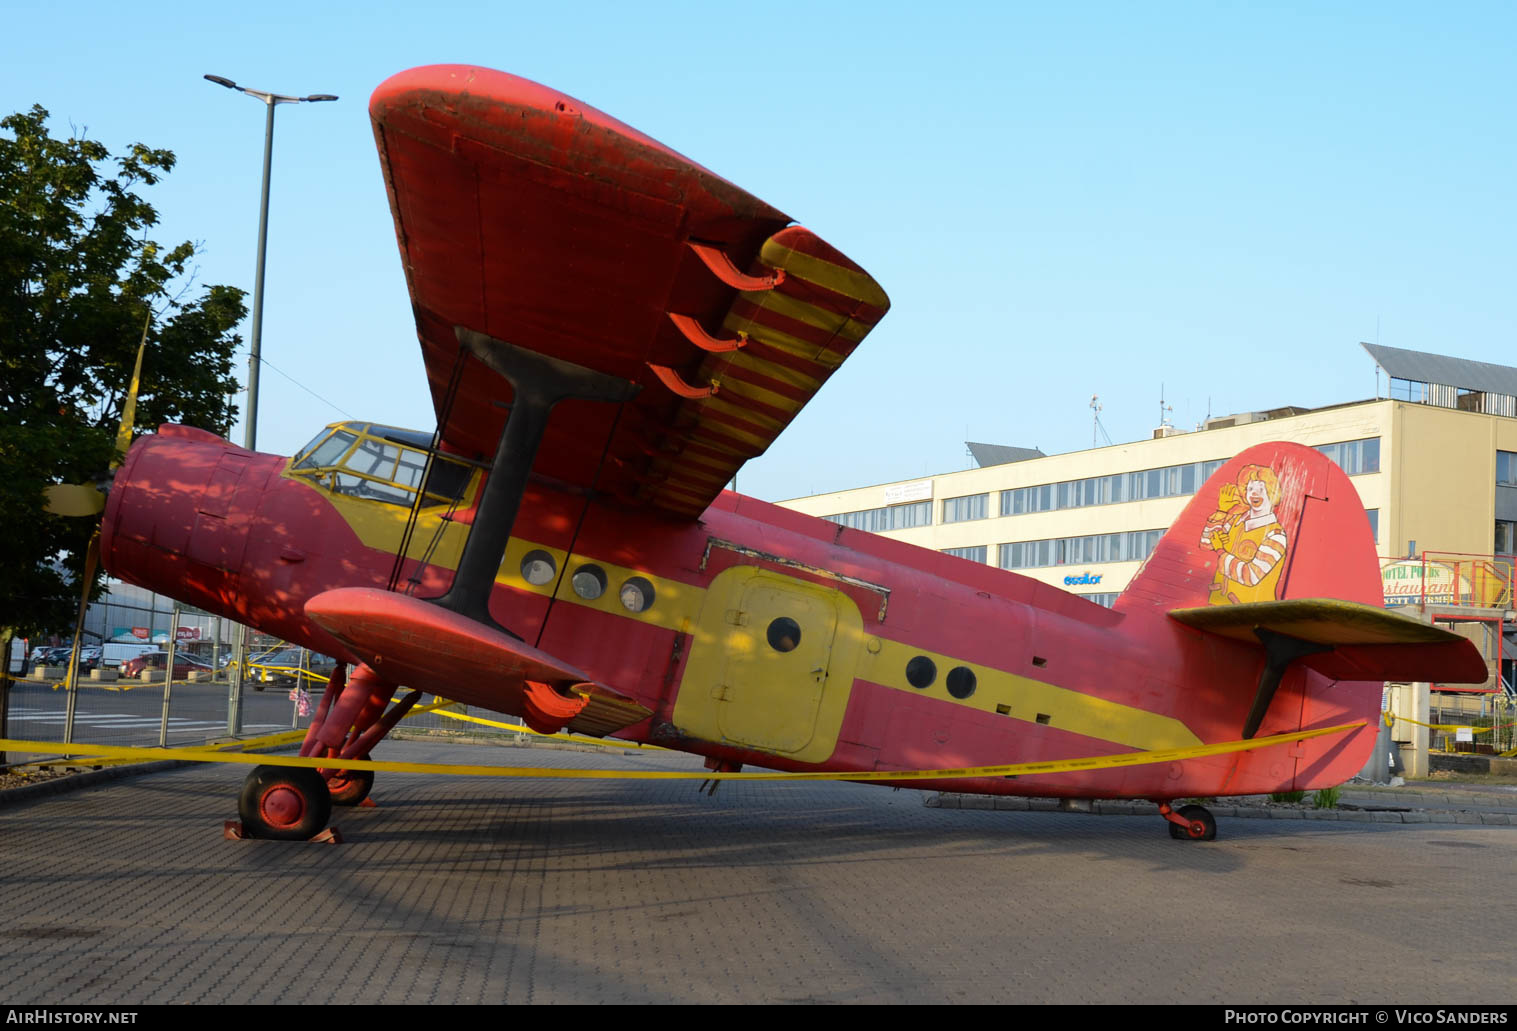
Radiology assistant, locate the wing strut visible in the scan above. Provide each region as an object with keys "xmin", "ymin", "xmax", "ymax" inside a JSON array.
[{"xmin": 431, "ymin": 327, "xmax": 640, "ymax": 634}]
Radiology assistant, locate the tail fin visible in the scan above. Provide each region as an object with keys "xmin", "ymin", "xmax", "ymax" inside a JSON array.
[{"xmin": 1115, "ymin": 440, "xmax": 1382, "ymax": 614}]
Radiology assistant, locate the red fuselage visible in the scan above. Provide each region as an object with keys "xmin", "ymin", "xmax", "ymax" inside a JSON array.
[{"xmin": 101, "ymin": 424, "xmax": 1382, "ymax": 799}]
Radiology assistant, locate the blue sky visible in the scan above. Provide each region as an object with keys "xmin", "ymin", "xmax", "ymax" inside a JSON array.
[{"xmin": 5, "ymin": 2, "xmax": 1514, "ymax": 502}]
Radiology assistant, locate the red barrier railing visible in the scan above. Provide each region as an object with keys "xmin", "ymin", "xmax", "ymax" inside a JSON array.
[{"xmin": 1379, "ymin": 552, "xmax": 1514, "ymax": 610}]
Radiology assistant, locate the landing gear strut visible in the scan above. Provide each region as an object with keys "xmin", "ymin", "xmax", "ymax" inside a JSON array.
[
  {"xmin": 1159, "ymin": 801, "xmax": 1217, "ymax": 841},
  {"xmin": 232, "ymin": 662, "xmax": 412, "ymax": 838},
  {"xmin": 298, "ymin": 663, "xmax": 419, "ymax": 809}
]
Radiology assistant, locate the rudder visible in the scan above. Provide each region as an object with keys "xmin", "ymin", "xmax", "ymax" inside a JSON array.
[{"xmin": 1115, "ymin": 441, "xmax": 1382, "ymax": 615}]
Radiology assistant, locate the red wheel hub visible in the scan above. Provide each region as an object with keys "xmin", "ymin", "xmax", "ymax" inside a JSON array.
[{"xmin": 260, "ymin": 786, "xmax": 306, "ymax": 827}]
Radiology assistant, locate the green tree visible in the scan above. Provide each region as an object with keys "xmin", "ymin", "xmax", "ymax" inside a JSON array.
[{"xmin": 0, "ymin": 105, "xmax": 247, "ymax": 640}]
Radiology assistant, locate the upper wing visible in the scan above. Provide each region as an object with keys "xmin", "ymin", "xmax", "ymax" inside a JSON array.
[{"xmin": 370, "ymin": 66, "xmax": 890, "ymax": 518}]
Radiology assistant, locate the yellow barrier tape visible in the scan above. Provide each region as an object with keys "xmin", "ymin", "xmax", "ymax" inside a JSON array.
[
  {"xmin": 5, "ymin": 728, "xmax": 310, "ymax": 769},
  {"xmin": 1385, "ymin": 714, "xmax": 1493, "ymax": 734},
  {"xmin": 32, "ymin": 675, "xmax": 221, "ymax": 693},
  {"xmin": 4, "ymin": 696, "xmax": 457, "ymax": 769},
  {"xmin": 416, "ymin": 703, "xmax": 661, "ymax": 750},
  {"xmin": 244, "ymin": 663, "xmax": 331, "ymax": 684},
  {"xmin": 0, "ymin": 722, "xmax": 1363, "ymax": 784}
]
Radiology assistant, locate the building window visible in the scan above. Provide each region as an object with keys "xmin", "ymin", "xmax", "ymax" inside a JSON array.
[
  {"xmin": 1082, "ymin": 593, "xmax": 1120, "ymax": 608},
  {"xmin": 1498, "ymin": 452, "xmax": 1517, "ymax": 487},
  {"xmin": 942, "ymin": 493, "xmax": 988, "ymax": 523},
  {"xmin": 998, "ymin": 529, "xmax": 1164, "ymax": 570},
  {"xmin": 824, "ymin": 501, "xmax": 932, "ymax": 532},
  {"xmin": 1316, "ymin": 437, "xmax": 1380, "ymax": 476},
  {"xmin": 1497, "ymin": 520, "xmax": 1517, "ymax": 557},
  {"xmin": 941, "ymin": 545, "xmax": 988, "ymax": 563},
  {"xmin": 1389, "ymin": 378, "xmax": 1426, "ymax": 403},
  {"xmin": 1365, "ymin": 509, "xmax": 1379, "ymax": 544},
  {"xmin": 998, "ymin": 458, "xmax": 1229, "ymax": 518}
]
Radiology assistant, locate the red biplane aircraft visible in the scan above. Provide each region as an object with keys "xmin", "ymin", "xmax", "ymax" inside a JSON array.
[{"xmin": 90, "ymin": 65, "xmax": 1484, "ymax": 840}]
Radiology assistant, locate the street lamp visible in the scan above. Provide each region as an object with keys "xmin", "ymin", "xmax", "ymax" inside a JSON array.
[
  {"xmin": 204, "ymin": 75, "xmax": 336, "ymax": 737},
  {"xmin": 203, "ymin": 74, "xmax": 337, "ymax": 452}
]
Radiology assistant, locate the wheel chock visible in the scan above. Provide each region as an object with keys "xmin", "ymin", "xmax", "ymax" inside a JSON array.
[{"xmin": 223, "ymin": 820, "xmax": 343, "ymax": 844}]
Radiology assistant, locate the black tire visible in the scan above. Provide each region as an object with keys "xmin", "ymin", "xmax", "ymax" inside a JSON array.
[
  {"xmin": 325, "ymin": 763, "xmax": 374, "ymax": 807},
  {"xmin": 1169, "ymin": 803, "xmax": 1217, "ymax": 841},
  {"xmin": 238, "ymin": 765, "xmax": 332, "ymax": 840}
]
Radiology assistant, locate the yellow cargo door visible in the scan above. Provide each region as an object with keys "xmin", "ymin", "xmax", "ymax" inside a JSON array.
[{"xmin": 675, "ymin": 566, "xmax": 862, "ymax": 763}]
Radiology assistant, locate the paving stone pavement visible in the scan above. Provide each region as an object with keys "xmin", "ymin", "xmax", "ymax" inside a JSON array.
[{"xmin": 0, "ymin": 741, "xmax": 1513, "ymax": 1005}]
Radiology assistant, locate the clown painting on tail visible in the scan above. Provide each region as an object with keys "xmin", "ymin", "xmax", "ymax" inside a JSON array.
[{"xmin": 1202, "ymin": 464, "xmax": 1289, "ymax": 605}]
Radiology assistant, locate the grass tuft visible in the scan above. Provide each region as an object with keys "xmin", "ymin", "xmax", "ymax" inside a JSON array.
[{"xmin": 1312, "ymin": 785, "xmax": 1342, "ymax": 809}]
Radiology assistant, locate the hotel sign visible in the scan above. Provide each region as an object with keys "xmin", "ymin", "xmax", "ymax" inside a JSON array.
[
  {"xmin": 1380, "ymin": 560, "xmax": 1467, "ymax": 607},
  {"xmin": 883, "ymin": 479, "xmax": 933, "ymax": 504}
]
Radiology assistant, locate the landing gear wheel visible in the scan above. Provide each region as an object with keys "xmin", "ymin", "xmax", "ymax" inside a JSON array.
[
  {"xmin": 325, "ymin": 762, "xmax": 374, "ymax": 807},
  {"xmin": 1167, "ymin": 804, "xmax": 1217, "ymax": 841},
  {"xmin": 238, "ymin": 765, "xmax": 332, "ymax": 840}
]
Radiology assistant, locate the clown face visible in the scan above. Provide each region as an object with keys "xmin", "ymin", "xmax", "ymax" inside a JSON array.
[{"xmin": 1245, "ymin": 478, "xmax": 1273, "ymax": 517}]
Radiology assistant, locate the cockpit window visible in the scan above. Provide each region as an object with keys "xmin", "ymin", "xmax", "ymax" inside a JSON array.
[
  {"xmin": 395, "ymin": 447, "xmax": 428, "ymax": 490},
  {"xmin": 423, "ymin": 459, "xmax": 472, "ymax": 502},
  {"xmin": 294, "ymin": 429, "xmax": 357, "ymax": 471},
  {"xmin": 347, "ymin": 437, "xmax": 399, "ymax": 479},
  {"xmin": 332, "ymin": 472, "xmax": 414, "ymax": 506},
  {"xmin": 288, "ymin": 422, "xmax": 473, "ymax": 509}
]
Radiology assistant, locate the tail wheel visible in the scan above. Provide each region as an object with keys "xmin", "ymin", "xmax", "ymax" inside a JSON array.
[
  {"xmin": 238, "ymin": 766, "xmax": 332, "ymax": 840},
  {"xmin": 1167, "ymin": 804, "xmax": 1217, "ymax": 841},
  {"xmin": 325, "ymin": 762, "xmax": 374, "ymax": 807}
]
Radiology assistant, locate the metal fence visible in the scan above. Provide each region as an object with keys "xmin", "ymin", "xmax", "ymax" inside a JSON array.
[
  {"xmin": 1429, "ymin": 696, "xmax": 1517, "ymax": 755},
  {"xmin": 3, "ymin": 651, "xmax": 536, "ymax": 764},
  {"xmin": 4, "ymin": 668, "xmax": 306, "ymax": 755}
]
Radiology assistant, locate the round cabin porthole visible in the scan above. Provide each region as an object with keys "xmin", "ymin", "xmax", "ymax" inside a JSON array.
[
  {"xmin": 905, "ymin": 655, "xmax": 937, "ymax": 689},
  {"xmin": 767, "ymin": 616, "xmax": 802, "ymax": 653},
  {"xmin": 521, "ymin": 550, "xmax": 556, "ymax": 586},
  {"xmin": 571, "ymin": 564, "xmax": 607, "ymax": 600},
  {"xmin": 946, "ymin": 666, "xmax": 977, "ymax": 699},
  {"xmin": 619, "ymin": 576, "xmax": 656, "ymax": 613}
]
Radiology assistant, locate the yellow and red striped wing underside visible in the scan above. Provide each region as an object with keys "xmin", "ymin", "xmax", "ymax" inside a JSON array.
[{"xmin": 370, "ymin": 65, "xmax": 889, "ymax": 518}]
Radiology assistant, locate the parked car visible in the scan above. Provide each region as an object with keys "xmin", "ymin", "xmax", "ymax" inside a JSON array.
[
  {"xmin": 246, "ymin": 647, "xmax": 336, "ymax": 688},
  {"xmin": 32, "ymin": 645, "xmax": 69, "ymax": 668},
  {"xmin": 102, "ymin": 642, "xmax": 159, "ymax": 669},
  {"xmin": 120, "ymin": 651, "xmax": 213, "ymax": 680},
  {"xmin": 78, "ymin": 646, "xmax": 103, "ymax": 672}
]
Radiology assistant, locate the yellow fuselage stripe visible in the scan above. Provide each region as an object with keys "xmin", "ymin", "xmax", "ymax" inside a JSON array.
[{"xmin": 293, "ymin": 471, "xmax": 1199, "ymax": 751}]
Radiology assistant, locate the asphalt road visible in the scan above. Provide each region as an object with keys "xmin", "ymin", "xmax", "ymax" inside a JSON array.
[
  {"xmin": 3, "ymin": 679, "xmax": 303, "ymax": 751},
  {"xmin": 0, "ymin": 739, "xmax": 1512, "ymax": 1005}
]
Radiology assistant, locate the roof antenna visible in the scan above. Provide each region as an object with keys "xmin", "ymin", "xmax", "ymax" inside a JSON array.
[{"xmin": 1090, "ymin": 395, "xmax": 1111, "ymax": 447}]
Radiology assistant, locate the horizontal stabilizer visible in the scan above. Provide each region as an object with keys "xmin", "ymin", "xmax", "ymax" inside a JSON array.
[
  {"xmin": 1171, "ymin": 599, "xmax": 1489, "ymax": 684},
  {"xmin": 306, "ymin": 588, "xmax": 652, "ymax": 735}
]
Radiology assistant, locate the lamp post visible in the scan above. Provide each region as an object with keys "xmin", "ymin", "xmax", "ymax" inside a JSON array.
[
  {"xmin": 203, "ymin": 74, "xmax": 337, "ymax": 451},
  {"xmin": 204, "ymin": 75, "xmax": 336, "ymax": 735}
]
